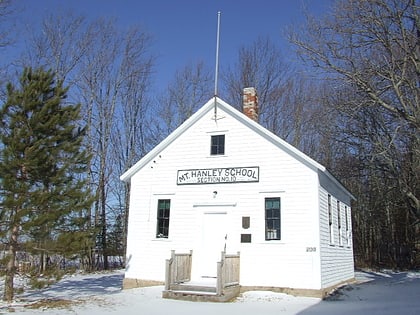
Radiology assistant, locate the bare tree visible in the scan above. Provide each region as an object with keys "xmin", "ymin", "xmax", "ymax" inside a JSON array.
[
  {"xmin": 76, "ymin": 19, "xmax": 155, "ymax": 269},
  {"xmin": 8, "ymin": 11, "xmax": 98, "ymax": 270},
  {"xmin": 289, "ymin": 0, "xmax": 419, "ymax": 223},
  {"xmin": 19, "ymin": 12, "xmax": 155, "ymax": 269},
  {"xmin": 110, "ymin": 27, "xmax": 154, "ymax": 261},
  {"xmin": 0, "ymin": 0, "xmax": 19, "ymax": 98},
  {"xmin": 222, "ymin": 36, "xmax": 328, "ymax": 157},
  {"xmin": 157, "ymin": 61, "xmax": 213, "ymax": 136},
  {"xmin": 289, "ymin": 0, "xmax": 419, "ymax": 268},
  {"xmin": 223, "ymin": 37, "xmax": 292, "ymax": 128},
  {"xmin": 0, "ymin": 0, "xmax": 14, "ymax": 49},
  {"xmin": 20, "ymin": 12, "xmax": 92, "ymax": 85}
]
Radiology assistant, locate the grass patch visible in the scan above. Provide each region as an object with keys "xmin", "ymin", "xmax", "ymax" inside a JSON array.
[{"xmin": 26, "ymin": 298, "xmax": 83, "ymax": 310}]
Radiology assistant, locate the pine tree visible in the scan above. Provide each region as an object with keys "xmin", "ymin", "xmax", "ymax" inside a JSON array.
[{"xmin": 0, "ymin": 68, "xmax": 94, "ymax": 301}]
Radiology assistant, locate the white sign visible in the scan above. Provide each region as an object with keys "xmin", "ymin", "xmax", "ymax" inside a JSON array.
[{"xmin": 177, "ymin": 166, "xmax": 259, "ymax": 185}]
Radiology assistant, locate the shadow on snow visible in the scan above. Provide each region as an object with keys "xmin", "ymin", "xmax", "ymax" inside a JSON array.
[
  {"xmin": 20, "ymin": 272, "xmax": 124, "ymax": 301},
  {"xmin": 297, "ymin": 270, "xmax": 420, "ymax": 315}
]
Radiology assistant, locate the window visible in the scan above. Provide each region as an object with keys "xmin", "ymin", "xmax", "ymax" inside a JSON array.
[
  {"xmin": 345, "ymin": 205, "xmax": 350, "ymax": 246},
  {"xmin": 337, "ymin": 200, "xmax": 342, "ymax": 246},
  {"xmin": 210, "ymin": 135, "xmax": 225, "ymax": 155},
  {"xmin": 156, "ymin": 199, "xmax": 170, "ymax": 238},
  {"xmin": 328, "ymin": 194, "xmax": 333, "ymax": 244},
  {"xmin": 265, "ymin": 197, "xmax": 281, "ymax": 240}
]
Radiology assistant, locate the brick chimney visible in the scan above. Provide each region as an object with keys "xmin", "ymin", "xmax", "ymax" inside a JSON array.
[{"xmin": 243, "ymin": 87, "xmax": 258, "ymax": 122}]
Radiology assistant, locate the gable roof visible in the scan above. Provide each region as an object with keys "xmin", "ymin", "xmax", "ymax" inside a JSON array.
[{"xmin": 120, "ymin": 96, "xmax": 355, "ymax": 200}]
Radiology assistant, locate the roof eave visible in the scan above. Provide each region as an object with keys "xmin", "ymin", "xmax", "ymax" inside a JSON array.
[
  {"xmin": 120, "ymin": 96, "xmax": 220, "ymax": 182},
  {"xmin": 121, "ymin": 96, "xmax": 355, "ymax": 201}
]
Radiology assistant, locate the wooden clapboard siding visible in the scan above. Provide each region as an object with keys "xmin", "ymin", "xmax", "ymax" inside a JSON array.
[{"xmin": 318, "ymin": 187, "xmax": 354, "ymax": 288}]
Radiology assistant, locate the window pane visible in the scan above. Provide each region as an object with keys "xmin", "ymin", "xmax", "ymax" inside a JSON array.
[
  {"xmin": 265, "ymin": 197, "xmax": 281, "ymax": 240},
  {"xmin": 211, "ymin": 135, "xmax": 225, "ymax": 155},
  {"xmin": 328, "ymin": 194, "xmax": 333, "ymax": 244},
  {"xmin": 219, "ymin": 135, "xmax": 225, "ymax": 154},
  {"xmin": 156, "ymin": 199, "xmax": 170, "ymax": 238}
]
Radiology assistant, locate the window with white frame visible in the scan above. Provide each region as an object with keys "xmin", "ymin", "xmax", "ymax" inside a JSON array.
[
  {"xmin": 337, "ymin": 200, "xmax": 342, "ymax": 246},
  {"xmin": 345, "ymin": 205, "xmax": 350, "ymax": 246},
  {"xmin": 328, "ymin": 194, "xmax": 333, "ymax": 244},
  {"xmin": 265, "ymin": 197, "xmax": 281, "ymax": 240},
  {"xmin": 210, "ymin": 134, "xmax": 225, "ymax": 155},
  {"xmin": 156, "ymin": 199, "xmax": 170, "ymax": 238}
]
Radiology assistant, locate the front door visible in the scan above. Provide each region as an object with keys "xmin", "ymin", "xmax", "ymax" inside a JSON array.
[{"xmin": 195, "ymin": 211, "xmax": 228, "ymax": 278}]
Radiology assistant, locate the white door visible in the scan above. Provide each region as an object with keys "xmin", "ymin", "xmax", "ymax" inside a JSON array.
[{"xmin": 196, "ymin": 211, "xmax": 228, "ymax": 278}]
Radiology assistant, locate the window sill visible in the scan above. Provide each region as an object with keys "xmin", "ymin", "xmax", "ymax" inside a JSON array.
[
  {"xmin": 152, "ymin": 238, "xmax": 171, "ymax": 242},
  {"xmin": 258, "ymin": 240, "xmax": 286, "ymax": 244}
]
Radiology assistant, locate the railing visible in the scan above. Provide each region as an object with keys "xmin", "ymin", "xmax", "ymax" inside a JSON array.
[
  {"xmin": 165, "ymin": 250, "xmax": 192, "ymax": 290},
  {"xmin": 216, "ymin": 251, "xmax": 240, "ymax": 295},
  {"xmin": 165, "ymin": 249, "xmax": 240, "ymax": 298}
]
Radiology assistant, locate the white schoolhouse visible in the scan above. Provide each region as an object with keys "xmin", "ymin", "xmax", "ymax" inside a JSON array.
[{"xmin": 121, "ymin": 88, "xmax": 355, "ymax": 300}]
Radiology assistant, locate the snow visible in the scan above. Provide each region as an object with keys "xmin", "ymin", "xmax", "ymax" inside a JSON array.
[{"xmin": 1, "ymin": 269, "xmax": 419, "ymax": 314}]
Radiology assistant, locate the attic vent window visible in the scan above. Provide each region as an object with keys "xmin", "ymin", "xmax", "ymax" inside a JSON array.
[{"xmin": 211, "ymin": 135, "xmax": 225, "ymax": 155}]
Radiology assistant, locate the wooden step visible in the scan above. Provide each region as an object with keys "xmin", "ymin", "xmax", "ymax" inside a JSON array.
[
  {"xmin": 163, "ymin": 289, "xmax": 233, "ymax": 302},
  {"xmin": 162, "ymin": 284, "xmax": 240, "ymax": 302},
  {"xmin": 169, "ymin": 283, "xmax": 216, "ymax": 293}
]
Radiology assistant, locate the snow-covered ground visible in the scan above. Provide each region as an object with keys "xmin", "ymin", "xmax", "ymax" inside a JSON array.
[{"xmin": 1, "ymin": 269, "xmax": 419, "ymax": 314}]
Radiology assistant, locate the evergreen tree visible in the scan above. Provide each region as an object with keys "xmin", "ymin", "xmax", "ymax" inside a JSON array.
[{"xmin": 0, "ymin": 68, "xmax": 94, "ymax": 301}]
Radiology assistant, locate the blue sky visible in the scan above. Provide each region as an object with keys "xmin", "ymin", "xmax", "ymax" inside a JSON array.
[{"xmin": 13, "ymin": 0, "xmax": 332, "ymax": 92}]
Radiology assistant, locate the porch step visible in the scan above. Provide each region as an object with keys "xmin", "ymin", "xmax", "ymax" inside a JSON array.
[
  {"xmin": 170, "ymin": 283, "xmax": 216, "ymax": 293},
  {"xmin": 162, "ymin": 283, "xmax": 240, "ymax": 302}
]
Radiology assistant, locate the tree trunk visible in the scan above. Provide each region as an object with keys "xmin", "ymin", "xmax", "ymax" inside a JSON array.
[
  {"xmin": 3, "ymin": 224, "xmax": 19, "ymax": 302},
  {"xmin": 100, "ymin": 170, "xmax": 108, "ymax": 270}
]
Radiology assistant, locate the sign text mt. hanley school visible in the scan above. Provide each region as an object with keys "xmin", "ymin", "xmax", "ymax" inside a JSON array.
[{"xmin": 177, "ymin": 166, "xmax": 259, "ymax": 185}]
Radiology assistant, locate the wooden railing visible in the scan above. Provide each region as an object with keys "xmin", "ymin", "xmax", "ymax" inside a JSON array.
[
  {"xmin": 165, "ymin": 250, "xmax": 192, "ymax": 290},
  {"xmin": 165, "ymin": 249, "xmax": 240, "ymax": 298},
  {"xmin": 216, "ymin": 251, "xmax": 240, "ymax": 295}
]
